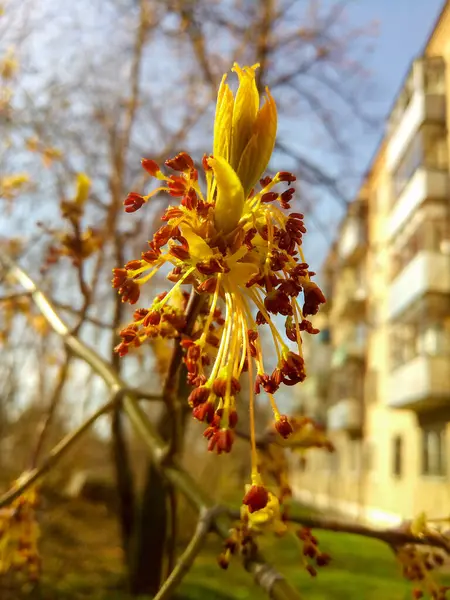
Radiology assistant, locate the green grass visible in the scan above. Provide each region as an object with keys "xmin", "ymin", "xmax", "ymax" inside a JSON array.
[
  {"xmin": 4, "ymin": 500, "xmax": 446, "ymax": 600},
  {"xmin": 177, "ymin": 529, "xmax": 412, "ymax": 600}
]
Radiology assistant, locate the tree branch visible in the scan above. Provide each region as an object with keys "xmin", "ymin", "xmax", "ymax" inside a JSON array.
[{"xmin": 154, "ymin": 506, "xmax": 221, "ymax": 600}]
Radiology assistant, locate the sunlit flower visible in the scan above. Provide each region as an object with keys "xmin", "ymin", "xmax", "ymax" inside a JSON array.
[{"xmin": 113, "ymin": 63, "xmax": 325, "ymax": 508}]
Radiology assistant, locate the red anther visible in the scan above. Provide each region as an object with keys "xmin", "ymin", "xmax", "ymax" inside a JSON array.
[
  {"xmin": 165, "ymin": 151, "xmax": 194, "ymax": 172},
  {"xmin": 188, "ymin": 386, "xmax": 210, "ymax": 407},
  {"xmin": 275, "ymin": 415, "xmax": 293, "ymax": 439},
  {"xmin": 260, "ymin": 176, "xmax": 273, "ymax": 187},
  {"xmin": 112, "ymin": 268, "xmax": 127, "ymax": 288},
  {"xmin": 261, "ymin": 192, "xmax": 279, "ymax": 203},
  {"xmin": 124, "ymin": 192, "xmax": 145, "ymax": 213},
  {"xmin": 193, "ymin": 402, "xmax": 215, "ymax": 423},
  {"xmin": 202, "ymin": 154, "xmax": 213, "ymax": 171},
  {"xmin": 303, "ymin": 281, "xmax": 326, "ymax": 317},
  {"xmin": 141, "ymin": 158, "xmax": 161, "ymax": 176},
  {"xmin": 197, "ymin": 277, "xmax": 218, "ymax": 294},
  {"xmin": 125, "ymin": 259, "xmax": 142, "ymax": 271},
  {"xmin": 143, "ymin": 310, "xmax": 161, "ymax": 326},
  {"xmin": 243, "ymin": 485, "xmax": 269, "ymax": 513},
  {"xmin": 278, "ymin": 171, "xmax": 297, "ymax": 184}
]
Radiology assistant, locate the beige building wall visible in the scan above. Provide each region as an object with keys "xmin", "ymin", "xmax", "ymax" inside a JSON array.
[{"xmin": 293, "ymin": 1, "xmax": 450, "ymax": 525}]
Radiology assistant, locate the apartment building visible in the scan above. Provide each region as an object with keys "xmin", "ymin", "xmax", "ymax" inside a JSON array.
[{"xmin": 293, "ymin": 2, "xmax": 450, "ymax": 525}]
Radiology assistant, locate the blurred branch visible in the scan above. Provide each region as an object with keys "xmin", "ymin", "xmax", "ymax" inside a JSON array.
[
  {"xmin": 1, "ymin": 256, "xmax": 303, "ymax": 600},
  {"xmin": 53, "ymin": 301, "xmax": 113, "ymax": 329},
  {"xmin": 0, "ymin": 291, "xmax": 32, "ymax": 302},
  {"xmin": 154, "ymin": 505, "xmax": 222, "ymax": 600},
  {"xmin": 0, "ymin": 395, "xmax": 116, "ymax": 509},
  {"xmin": 288, "ymin": 514, "xmax": 450, "ymax": 555},
  {"xmin": 30, "ymin": 350, "xmax": 72, "ymax": 469},
  {"xmin": 225, "ymin": 509, "xmax": 450, "ymax": 554},
  {"xmin": 276, "ymin": 139, "xmax": 349, "ymax": 208},
  {"xmin": 235, "ymin": 427, "xmax": 322, "ymax": 450}
]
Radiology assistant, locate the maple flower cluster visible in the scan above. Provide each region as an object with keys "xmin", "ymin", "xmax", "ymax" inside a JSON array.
[
  {"xmin": 0, "ymin": 483, "xmax": 40, "ymax": 581},
  {"xmin": 113, "ymin": 63, "xmax": 325, "ymax": 514}
]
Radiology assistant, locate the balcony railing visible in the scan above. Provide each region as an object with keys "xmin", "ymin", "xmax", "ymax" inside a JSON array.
[
  {"xmin": 389, "ymin": 168, "xmax": 448, "ymax": 239},
  {"xmin": 387, "ymin": 57, "xmax": 446, "ymax": 172},
  {"xmin": 337, "ymin": 216, "xmax": 367, "ymax": 266},
  {"xmin": 388, "ymin": 251, "xmax": 450, "ymax": 319},
  {"xmin": 387, "ymin": 355, "xmax": 450, "ymax": 411},
  {"xmin": 327, "ymin": 398, "xmax": 363, "ymax": 436},
  {"xmin": 333, "ymin": 276, "xmax": 367, "ymax": 321}
]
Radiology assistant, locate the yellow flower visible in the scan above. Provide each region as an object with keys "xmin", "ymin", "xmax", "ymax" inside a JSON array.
[
  {"xmin": 241, "ymin": 486, "xmax": 287, "ymax": 535},
  {"xmin": 113, "ymin": 63, "xmax": 326, "ymax": 491},
  {"xmin": 0, "ymin": 480, "xmax": 40, "ymax": 580}
]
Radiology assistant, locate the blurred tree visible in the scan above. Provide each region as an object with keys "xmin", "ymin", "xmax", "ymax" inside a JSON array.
[{"xmin": 0, "ymin": 0, "xmax": 378, "ymax": 596}]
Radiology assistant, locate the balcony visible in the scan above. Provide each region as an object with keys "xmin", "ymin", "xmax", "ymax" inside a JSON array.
[
  {"xmin": 333, "ymin": 275, "xmax": 367, "ymax": 321},
  {"xmin": 388, "ymin": 251, "xmax": 450, "ymax": 320},
  {"xmin": 387, "ymin": 57, "xmax": 446, "ymax": 172},
  {"xmin": 331, "ymin": 335, "xmax": 366, "ymax": 369},
  {"xmin": 327, "ymin": 398, "xmax": 363, "ymax": 436},
  {"xmin": 387, "ymin": 356, "xmax": 450, "ymax": 411},
  {"xmin": 388, "ymin": 168, "xmax": 448, "ymax": 238},
  {"xmin": 338, "ymin": 215, "xmax": 367, "ymax": 266}
]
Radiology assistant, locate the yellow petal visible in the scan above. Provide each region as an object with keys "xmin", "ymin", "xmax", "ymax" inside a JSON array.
[
  {"xmin": 179, "ymin": 224, "xmax": 214, "ymax": 261},
  {"xmin": 236, "ymin": 88, "xmax": 277, "ymax": 196},
  {"xmin": 230, "ymin": 64, "xmax": 259, "ymax": 169},
  {"xmin": 213, "ymin": 75, "xmax": 234, "ymax": 162},
  {"xmin": 74, "ymin": 173, "xmax": 91, "ymax": 205},
  {"xmin": 208, "ymin": 156, "xmax": 245, "ymax": 234}
]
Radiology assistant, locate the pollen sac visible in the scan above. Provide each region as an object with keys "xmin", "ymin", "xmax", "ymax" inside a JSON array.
[
  {"xmin": 141, "ymin": 158, "xmax": 160, "ymax": 176},
  {"xmin": 124, "ymin": 192, "xmax": 145, "ymax": 213},
  {"xmin": 188, "ymin": 386, "xmax": 210, "ymax": 407},
  {"xmin": 243, "ymin": 484, "xmax": 269, "ymax": 513},
  {"xmin": 207, "ymin": 428, "xmax": 234, "ymax": 454},
  {"xmin": 275, "ymin": 415, "xmax": 293, "ymax": 439},
  {"xmin": 192, "ymin": 401, "xmax": 215, "ymax": 423},
  {"xmin": 302, "ymin": 281, "xmax": 326, "ymax": 317},
  {"xmin": 165, "ymin": 151, "xmax": 195, "ymax": 172}
]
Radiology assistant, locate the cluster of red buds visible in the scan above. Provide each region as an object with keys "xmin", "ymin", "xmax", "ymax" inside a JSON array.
[
  {"xmin": 398, "ymin": 545, "xmax": 449, "ymax": 599},
  {"xmin": 296, "ymin": 527, "xmax": 331, "ymax": 577}
]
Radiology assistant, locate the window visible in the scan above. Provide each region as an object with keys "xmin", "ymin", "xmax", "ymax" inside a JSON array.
[
  {"xmin": 422, "ymin": 426, "xmax": 446, "ymax": 476},
  {"xmin": 392, "ymin": 435, "xmax": 403, "ymax": 477}
]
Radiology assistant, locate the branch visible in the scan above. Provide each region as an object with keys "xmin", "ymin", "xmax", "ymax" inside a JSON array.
[
  {"xmin": 154, "ymin": 506, "xmax": 221, "ymax": 600},
  {"xmin": 229, "ymin": 509, "xmax": 450, "ymax": 556},
  {"xmin": 0, "ymin": 395, "xmax": 116, "ymax": 509},
  {"xmin": 291, "ymin": 515, "xmax": 450, "ymax": 555},
  {"xmin": 30, "ymin": 351, "xmax": 72, "ymax": 469}
]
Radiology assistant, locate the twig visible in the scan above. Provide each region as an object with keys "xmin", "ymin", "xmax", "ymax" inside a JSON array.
[
  {"xmin": 52, "ymin": 301, "xmax": 113, "ymax": 329},
  {"xmin": 154, "ymin": 506, "xmax": 221, "ymax": 600},
  {"xmin": 30, "ymin": 351, "xmax": 72, "ymax": 469},
  {"xmin": 291, "ymin": 515, "xmax": 450, "ymax": 554},
  {"xmin": 0, "ymin": 396, "xmax": 116, "ymax": 508},
  {"xmin": 226, "ymin": 508, "xmax": 450, "ymax": 555},
  {"xmin": 235, "ymin": 427, "xmax": 322, "ymax": 450},
  {"xmin": 0, "ymin": 291, "xmax": 32, "ymax": 302}
]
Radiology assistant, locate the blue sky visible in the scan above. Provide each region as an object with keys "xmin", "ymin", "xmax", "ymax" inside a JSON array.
[
  {"xmin": 306, "ymin": 0, "xmax": 445, "ymax": 263},
  {"xmin": 346, "ymin": 0, "xmax": 444, "ymax": 169}
]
